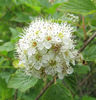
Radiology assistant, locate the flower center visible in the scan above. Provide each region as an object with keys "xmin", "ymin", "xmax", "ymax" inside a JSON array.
[
  {"xmin": 49, "ymin": 60, "xmax": 56, "ymax": 66},
  {"xmin": 32, "ymin": 41, "xmax": 37, "ymax": 47},
  {"xmin": 52, "ymin": 44, "xmax": 61, "ymax": 52},
  {"xmin": 35, "ymin": 30, "xmax": 39, "ymax": 34},
  {"xmin": 65, "ymin": 51, "xmax": 69, "ymax": 56},
  {"xmin": 46, "ymin": 36, "xmax": 52, "ymax": 41},
  {"xmin": 35, "ymin": 54, "xmax": 42, "ymax": 61}
]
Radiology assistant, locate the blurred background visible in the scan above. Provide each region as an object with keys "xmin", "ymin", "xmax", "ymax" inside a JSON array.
[{"xmin": 0, "ymin": 0, "xmax": 96, "ymax": 100}]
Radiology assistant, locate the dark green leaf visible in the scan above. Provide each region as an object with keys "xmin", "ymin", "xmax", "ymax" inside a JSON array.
[
  {"xmin": 74, "ymin": 65, "xmax": 90, "ymax": 74},
  {"xmin": 82, "ymin": 95, "xmax": 96, "ymax": 100},
  {"xmin": 41, "ymin": 83, "xmax": 73, "ymax": 100}
]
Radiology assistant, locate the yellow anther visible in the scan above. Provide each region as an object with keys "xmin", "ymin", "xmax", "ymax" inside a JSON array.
[{"xmin": 58, "ymin": 33, "xmax": 64, "ymax": 39}]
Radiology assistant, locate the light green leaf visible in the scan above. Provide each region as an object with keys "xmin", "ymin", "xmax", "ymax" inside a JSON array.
[
  {"xmin": 45, "ymin": 3, "xmax": 61, "ymax": 14},
  {"xmin": 13, "ymin": 0, "xmax": 41, "ymax": 12},
  {"xmin": 11, "ymin": 12, "xmax": 32, "ymax": 23},
  {"xmin": 8, "ymin": 71, "xmax": 38, "ymax": 92},
  {"xmin": 60, "ymin": 0, "xmax": 96, "ymax": 15},
  {"xmin": 9, "ymin": 27, "xmax": 20, "ymax": 43},
  {"xmin": 38, "ymin": 0, "xmax": 51, "ymax": 8},
  {"xmin": 41, "ymin": 83, "xmax": 73, "ymax": 100},
  {"xmin": 9, "ymin": 27, "xmax": 19, "ymax": 38},
  {"xmin": 0, "ymin": 71, "xmax": 11, "ymax": 83},
  {"xmin": 0, "ymin": 42, "xmax": 14, "ymax": 52},
  {"xmin": 0, "ymin": 78, "xmax": 14, "ymax": 99}
]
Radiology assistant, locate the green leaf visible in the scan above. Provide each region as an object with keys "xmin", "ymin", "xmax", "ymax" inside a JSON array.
[
  {"xmin": 13, "ymin": 0, "xmax": 41, "ymax": 12},
  {"xmin": 83, "ymin": 45, "xmax": 96, "ymax": 61},
  {"xmin": 19, "ymin": 80, "xmax": 44, "ymax": 100},
  {"xmin": 60, "ymin": 0, "xmax": 96, "ymax": 15},
  {"xmin": 9, "ymin": 27, "xmax": 19, "ymax": 38},
  {"xmin": 0, "ymin": 66, "xmax": 13, "ymax": 69},
  {"xmin": 0, "ymin": 71, "xmax": 11, "ymax": 83},
  {"xmin": 82, "ymin": 95, "xmax": 96, "ymax": 100},
  {"xmin": 11, "ymin": 12, "xmax": 32, "ymax": 23},
  {"xmin": 41, "ymin": 83, "xmax": 73, "ymax": 100},
  {"xmin": 74, "ymin": 65, "xmax": 90, "ymax": 74},
  {"xmin": 0, "ymin": 42, "xmax": 15, "ymax": 52},
  {"xmin": 9, "ymin": 27, "xmax": 20, "ymax": 43},
  {"xmin": 38, "ymin": 0, "xmax": 51, "ymax": 8},
  {"xmin": 0, "ymin": 78, "xmax": 14, "ymax": 100},
  {"xmin": 0, "ymin": 0, "xmax": 12, "ymax": 7},
  {"xmin": 13, "ymin": 0, "xmax": 39, "ymax": 5},
  {"xmin": 8, "ymin": 71, "xmax": 38, "ymax": 92},
  {"xmin": 45, "ymin": 3, "xmax": 61, "ymax": 14},
  {"xmin": 64, "ymin": 76, "xmax": 77, "ymax": 95}
]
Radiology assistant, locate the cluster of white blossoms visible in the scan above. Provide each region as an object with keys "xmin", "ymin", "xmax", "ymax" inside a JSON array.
[
  {"xmin": 16, "ymin": 18, "xmax": 80, "ymax": 79},
  {"xmin": 66, "ymin": 13, "xmax": 79, "ymax": 22},
  {"xmin": 60, "ymin": 13, "xmax": 79, "ymax": 23}
]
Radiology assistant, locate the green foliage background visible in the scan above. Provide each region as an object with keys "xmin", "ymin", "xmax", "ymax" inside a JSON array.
[{"xmin": 0, "ymin": 0, "xmax": 96, "ymax": 100}]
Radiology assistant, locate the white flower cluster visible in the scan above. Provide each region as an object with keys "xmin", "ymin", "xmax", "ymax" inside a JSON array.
[
  {"xmin": 66, "ymin": 13, "xmax": 79, "ymax": 22},
  {"xmin": 16, "ymin": 19, "xmax": 79, "ymax": 79},
  {"xmin": 61, "ymin": 13, "xmax": 79, "ymax": 23}
]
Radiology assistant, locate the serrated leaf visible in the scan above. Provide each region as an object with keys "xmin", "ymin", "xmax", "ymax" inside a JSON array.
[
  {"xmin": 0, "ymin": 42, "xmax": 14, "ymax": 52},
  {"xmin": 19, "ymin": 80, "xmax": 44, "ymax": 100},
  {"xmin": 8, "ymin": 71, "xmax": 38, "ymax": 92},
  {"xmin": 74, "ymin": 65, "xmax": 90, "ymax": 74},
  {"xmin": 60, "ymin": 0, "xmax": 96, "ymax": 15},
  {"xmin": 0, "ymin": 71, "xmax": 11, "ymax": 83},
  {"xmin": 41, "ymin": 83, "xmax": 73, "ymax": 100},
  {"xmin": 83, "ymin": 45, "xmax": 96, "ymax": 61}
]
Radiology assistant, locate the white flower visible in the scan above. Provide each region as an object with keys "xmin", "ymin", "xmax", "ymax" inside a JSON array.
[
  {"xmin": 16, "ymin": 18, "xmax": 81, "ymax": 79},
  {"xmin": 43, "ymin": 42, "xmax": 52, "ymax": 49},
  {"xmin": 28, "ymin": 48, "xmax": 36, "ymax": 56},
  {"xmin": 58, "ymin": 73, "xmax": 65, "ymax": 80},
  {"xmin": 66, "ymin": 67, "xmax": 74, "ymax": 74}
]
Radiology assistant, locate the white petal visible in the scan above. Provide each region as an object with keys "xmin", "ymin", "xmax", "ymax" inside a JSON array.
[
  {"xmin": 34, "ymin": 62, "xmax": 42, "ymax": 70},
  {"xmin": 43, "ymin": 42, "xmax": 52, "ymax": 49},
  {"xmin": 56, "ymin": 66, "xmax": 62, "ymax": 73},
  {"xmin": 37, "ymin": 43, "xmax": 44, "ymax": 50},
  {"xmin": 28, "ymin": 48, "xmax": 36, "ymax": 56},
  {"xmin": 55, "ymin": 37, "xmax": 61, "ymax": 42},
  {"xmin": 58, "ymin": 73, "xmax": 64, "ymax": 79},
  {"xmin": 66, "ymin": 67, "xmax": 73, "ymax": 74}
]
